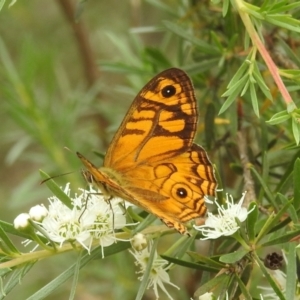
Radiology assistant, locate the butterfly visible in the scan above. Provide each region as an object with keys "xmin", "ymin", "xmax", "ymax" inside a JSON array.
[{"xmin": 77, "ymin": 68, "xmax": 216, "ymax": 235}]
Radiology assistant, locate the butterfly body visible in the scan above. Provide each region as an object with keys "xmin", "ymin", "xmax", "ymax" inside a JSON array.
[{"xmin": 77, "ymin": 68, "xmax": 216, "ymax": 235}]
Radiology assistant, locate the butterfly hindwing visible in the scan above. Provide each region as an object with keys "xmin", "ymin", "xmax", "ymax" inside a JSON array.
[{"xmin": 123, "ymin": 144, "xmax": 216, "ymax": 234}]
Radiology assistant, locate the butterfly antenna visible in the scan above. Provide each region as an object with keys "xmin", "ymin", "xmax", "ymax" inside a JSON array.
[{"xmin": 40, "ymin": 171, "xmax": 77, "ymax": 185}]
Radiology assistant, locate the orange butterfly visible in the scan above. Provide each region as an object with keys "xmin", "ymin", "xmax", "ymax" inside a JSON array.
[{"xmin": 77, "ymin": 68, "xmax": 216, "ymax": 234}]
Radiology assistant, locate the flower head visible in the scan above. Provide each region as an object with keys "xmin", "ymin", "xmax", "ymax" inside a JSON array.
[
  {"xmin": 130, "ymin": 242, "xmax": 179, "ymax": 299},
  {"xmin": 81, "ymin": 192, "xmax": 128, "ymax": 257},
  {"xmin": 194, "ymin": 192, "xmax": 253, "ymax": 240},
  {"xmin": 34, "ymin": 183, "xmax": 129, "ymax": 255}
]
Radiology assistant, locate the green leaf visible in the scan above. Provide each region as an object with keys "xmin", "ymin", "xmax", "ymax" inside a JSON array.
[
  {"xmin": 246, "ymin": 202, "xmax": 258, "ymax": 241},
  {"xmin": 261, "ymin": 229, "xmax": 300, "ymax": 247},
  {"xmin": 249, "ymin": 82, "xmax": 259, "ymax": 117},
  {"xmin": 225, "ymin": 62, "xmax": 249, "ymax": 90},
  {"xmin": 277, "ymin": 193, "xmax": 298, "ymax": 223},
  {"xmin": 3, "ymin": 263, "xmax": 34, "ymax": 297},
  {"xmin": 0, "ymin": 224, "xmax": 20, "ymax": 254},
  {"xmin": 294, "ymin": 159, "xmax": 300, "ymax": 210},
  {"xmin": 161, "ymin": 255, "xmax": 220, "ymax": 272},
  {"xmin": 252, "ymin": 62, "xmax": 273, "ymax": 100},
  {"xmin": 255, "ymin": 200, "xmax": 292, "ymax": 244},
  {"xmin": 0, "ymin": 220, "xmax": 32, "ymax": 240},
  {"xmin": 219, "ymin": 76, "xmax": 248, "ymax": 114},
  {"xmin": 210, "ymin": 31, "xmax": 223, "ymax": 52},
  {"xmin": 275, "ymin": 150, "xmax": 300, "ymax": 194},
  {"xmin": 250, "ymin": 166, "xmax": 278, "ymax": 209},
  {"xmin": 278, "ymin": 39, "xmax": 300, "ymax": 68},
  {"xmin": 266, "ymin": 110, "xmax": 291, "ymax": 125},
  {"xmin": 222, "ymin": 0, "xmax": 230, "ymax": 16},
  {"xmin": 130, "ymin": 213, "xmax": 156, "ymax": 235},
  {"xmin": 171, "ymin": 233, "xmax": 197, "ymax": 258},
  {"xmin": 280, "ymin": 69, "xmax": 300, "ymax": 82},
  {"xmin": 244, "ymin": 3, "xmax": 263, "ymax": 20},
  {"xmin": 187, "ymin": 251, "xmax": 225, "ymax": 268},
  {"xmin": 240, "ymin": 78, "xmax": 250, "ymax": 96},
  {"xmin": 286, "ymin": 243, "xmax": 297, "ymax": 300},
  {"xmin": 219, "ymin": 249, "xmax": 249, "ymax": 264},
  {"xmin": 234, "ymin": 273, "xmax": 253, "ymax": 300},
  {"xmin": 69, "ymin": 251, "xmax": 83, "ymax": 300},
  {"xmin": 194, "ymin": 273, "xmax": 230, "ymax": 298},
  {"xmin": 292, "ymin": 117, "xmax": 300, "ymax": 145},
  {"xmin": 39, "ymin": 170, "xmax": 72, "ymax": 209},
  {"xmin": 265, "ymin": 1, "xmax": 300, "ymax": 14},
  {"xmin": 265, "ymin": 15, "xmax": 300, "ymax": 33},
  {"xmin": 0, "ymin": 268, "xmax": 11, "ymax": 277}
]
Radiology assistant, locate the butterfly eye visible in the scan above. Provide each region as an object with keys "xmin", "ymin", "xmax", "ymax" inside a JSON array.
[{"xmin": 161, "ymin": 85, "xmax": 176, "ymax": 98}]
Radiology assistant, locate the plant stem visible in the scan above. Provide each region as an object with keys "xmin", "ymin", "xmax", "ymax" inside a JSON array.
[{"xmin": 234, "ymin": 0, "xmax": 297, "ymax": 112}]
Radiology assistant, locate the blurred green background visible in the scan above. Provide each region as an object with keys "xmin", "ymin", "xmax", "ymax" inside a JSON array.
[
  {"xmin": 1, "ymin": 0, "xmax": 300, "ymax": 299},
  {"xmin": 0, "ymin": 1, "xmax": 206, "ymax": 299}
]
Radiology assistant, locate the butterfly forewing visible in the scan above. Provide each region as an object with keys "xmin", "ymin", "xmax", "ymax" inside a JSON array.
[{"xmin": 104, "ymin": 68, "xmax": 198, "ymax": 170}]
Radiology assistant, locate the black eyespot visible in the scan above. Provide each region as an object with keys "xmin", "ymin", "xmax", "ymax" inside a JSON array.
[
  {"xmin": 161, "ymin": 85, "xmax": 176, "ymax": 98},
  {"xmin": 176, "ymin": 187, "xmax": 188, "ymax": 198}
]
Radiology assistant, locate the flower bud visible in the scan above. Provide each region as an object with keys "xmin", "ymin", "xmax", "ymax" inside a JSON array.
[
  {"xmin": 29, "ymin": 205, "xmax": 48, "ymax": 221},
  {"xmin": 14, "ymin": 213, "xmax": 31, "ymax": 230},
  {"xmin": 131, "ymin": 233, "xmax": 147, "ymax": 251}
]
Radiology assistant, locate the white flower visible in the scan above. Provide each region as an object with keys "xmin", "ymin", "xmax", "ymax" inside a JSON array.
[
  {"xmin": 14, "ymin": 213, "xmax": 31, "ymax": 230},
  {"xmin": 82, "ymin": 193, "xmax": 128, "ymax": 257},
  {"xmin": 194, "ymin": 192, "xmax": 253, "ymax": 239},
  {"xmin": 29, "ymin": 205, "xmax": 48, "ymax": 221},
  {"xmin": 130, "ymin": 243, "xmax": 179, "ymax": 300},
  {"xmin": 37, "ymin": 183, "xmax": 129, "ymax": 254},
  {"xmin": 41, "ymin": 195, "xmax": 91, "ymax": 250}
]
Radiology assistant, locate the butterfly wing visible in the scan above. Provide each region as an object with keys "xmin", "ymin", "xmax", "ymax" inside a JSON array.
[
  {"xmin": 78, "ymin": 144, "xmax": 216, "ymax": 234},
  {"xmin": 123, "ymin": 144, "xmax": 216, "ymax": 234},
  {"xmin": 78, "ymin": 68, "xmax": 216, "ymax": 234},
  {"xmin": 104, "ymin": 68, "xmax": 198, "ymax": 170}
]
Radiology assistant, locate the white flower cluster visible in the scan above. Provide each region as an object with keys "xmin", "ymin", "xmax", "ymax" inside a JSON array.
[
  {"xmin": 14, "ymin": 183, "xmax": 128, "ymax": 257},
  {"xmin": 194, "ymin": 192, "xmax": 252, "ymax": 239}
]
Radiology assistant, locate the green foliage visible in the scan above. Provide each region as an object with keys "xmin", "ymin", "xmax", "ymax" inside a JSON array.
[{"xmin": 0, "ymin": 1, "xmax": 300, "ymax": 300}]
